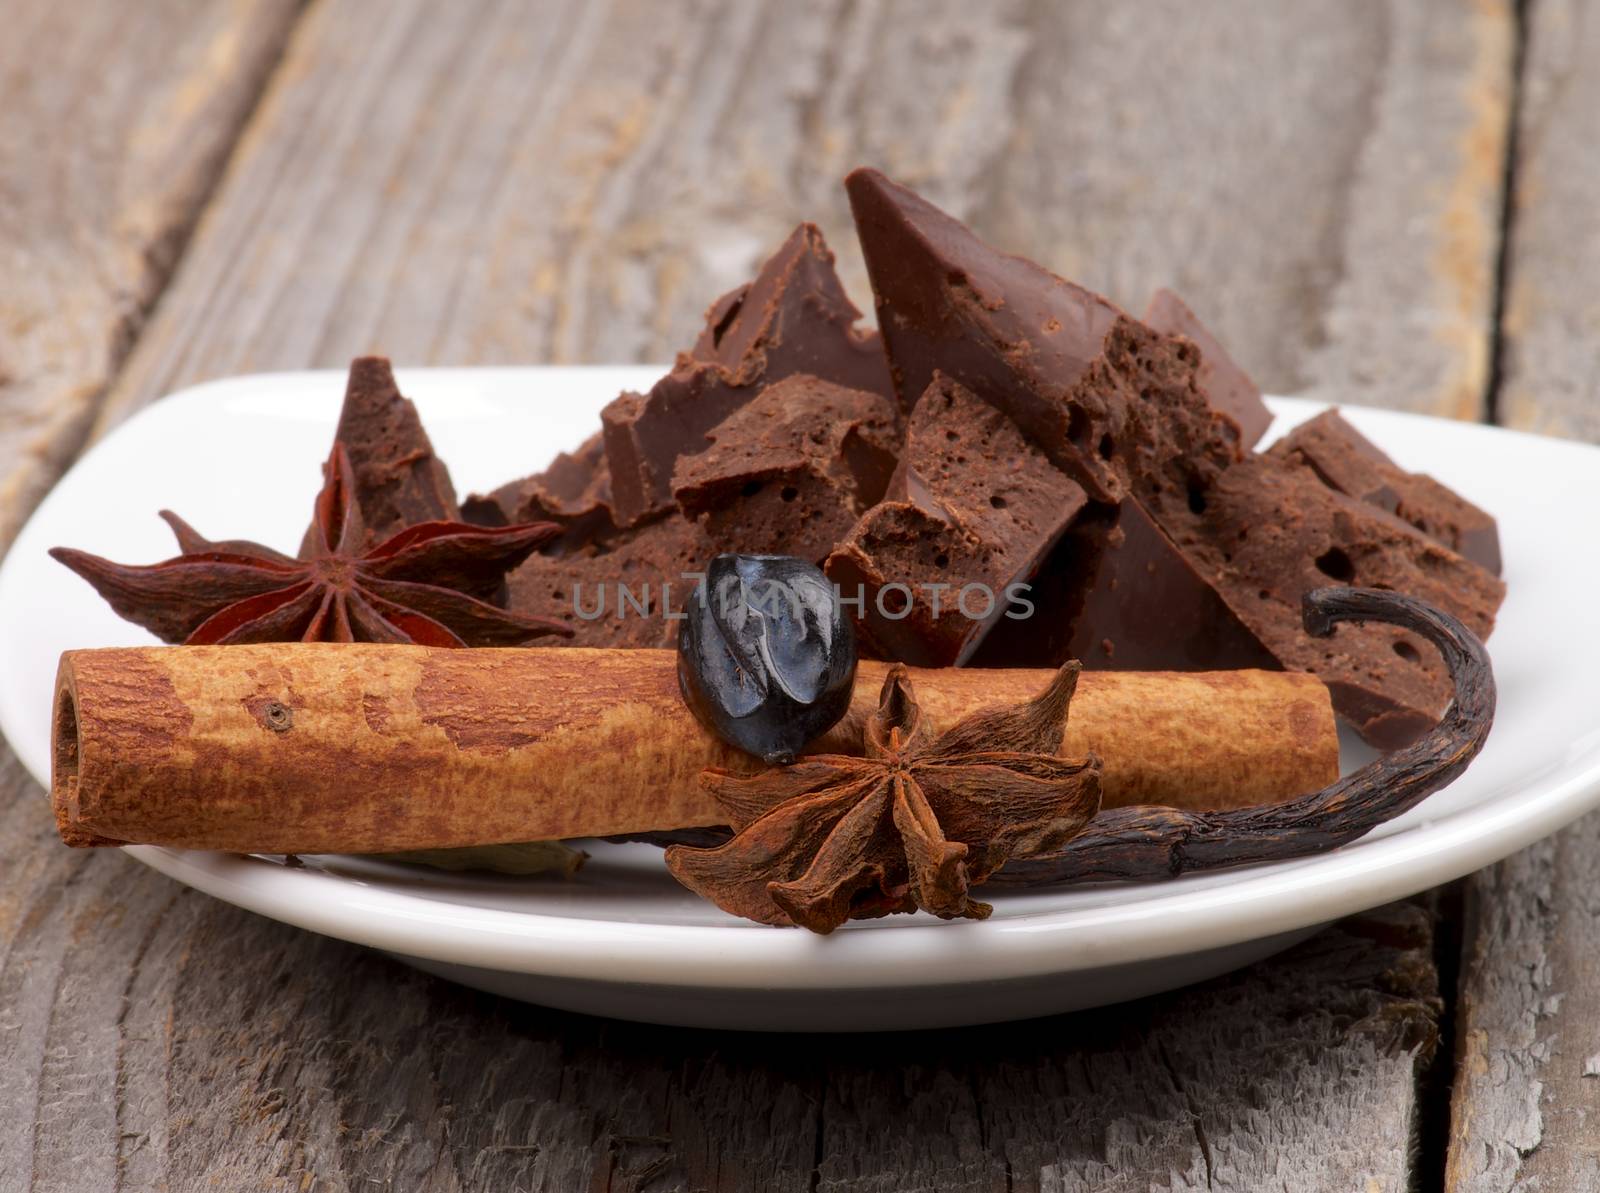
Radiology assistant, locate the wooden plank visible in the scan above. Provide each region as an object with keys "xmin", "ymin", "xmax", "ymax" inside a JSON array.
[
  {"xmin": 94, "ymin": 0, "xmax": 1513, "ymax": 432},
  {"xmin": 1494, "ymin": 0, "xmax": 1600, "ymax": 437},
  {"xmin": 1445, "ymin": 813, "xmax": 1600, "ymax": 1191},
  {"xmin": 824, "ymin": 903, "xmax": 1442, "ymax": 1192},
  {"xmin": 982, "ymin": 0, "xmax": 1514, "ymax": 421},
  {"xmin": 1444, "ymin": 5, "xmax": 1600, "ymax": 1175},
  {"xmin": 0, "ymin": 735, "xmax": 1443, "ymax": 1193},
  {"xmin": 1, "ymin": 0, "xmax": 1508, "ymax": 1186},
  {"xmin": 0, "ymin": 0, "xmax": 303, "ymax": 552}
]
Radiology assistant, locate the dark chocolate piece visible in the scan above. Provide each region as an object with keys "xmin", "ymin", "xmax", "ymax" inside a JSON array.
[
  {"xmin": 603, "ymin": 224, "xmax": 892, "ymax": 527},
  {"xmin": 689, "ymin": 225, "xmax": 893, "ymax": 395},
  {"xmin": 1143, "ymin": 288, "xmax": 1273, "ymax": 448},
  {"xmin": 1155, "ymin": 454, "xmax": 1505, "ymax": 749},
  {"xmin": 845, "ymin": 168, "xmax": 1239, "ymax": 507},
  {"xmin": 463, "ymin": 431, "xmax": 618, "ymax": 554},
  {"xmin": 1268, "ymin": 409, "xmax": 1502, "ymax": 575},
  {"xmin": 505, "ymin": 511, "xmax": 714, "ymax": 649},
  {"xmin": 971, "ymin": 496, "xmax": 1278, "ymax": 672},
  {"xmin": 672, "ymin": 375, "xmax": 899, "ymax": 563},
  {"xmin": 305, "ymin": 357, "xmax": 458, "ymax": 553},
  {"xmin": 825, "ymin": 375, "xmax": 1087, "ymax": 665}
]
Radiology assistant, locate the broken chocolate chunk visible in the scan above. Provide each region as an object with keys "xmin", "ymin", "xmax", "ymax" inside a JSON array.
[
  {"xmin": 825, "ymin": 374, "xmax": 1087, "ymax": 665},
  {"xmin": 971, "ymin": 496, "xmax": 1279, "ymax": 673},
  {"xmin": 1143, "ymin": 288, "xmax": 1273, "ymax": 449},
  {"xmin": 603, "ymin": 224, "xmax": 893, "ymax": 527},
  {"xmin": 304, "ymin": 357, "xmax": 458, "ymax": 553},
  {"xmin": 672, "ymin": 374, "xmax": 900, "ymax": 562},
  {"xmin": 505, "ymin": 511, "xmax": 715, "ymax": 650},
  {"xmin": 463, "ymin": 430, "xmax": 618, "ymax": 553},
  {"xmin": 1268, "ymin": 409, "xmax": 1502, "ymax": 575},
  {"xmin": 845, "ymin": 168, "xmax": 1239, "ymax": 509},
  {"xmin": 1154, "ymin": 454, "xmax": 1505, "ymax": 749},
  {"xmin": 689, "ymin": 224, "xmax": 893, "ymax": 396}
]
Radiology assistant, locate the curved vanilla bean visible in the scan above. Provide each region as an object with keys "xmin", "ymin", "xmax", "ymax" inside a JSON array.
[{"xmin": 992, "ymin": 587, "xmax": 1495, "ymax": 887}]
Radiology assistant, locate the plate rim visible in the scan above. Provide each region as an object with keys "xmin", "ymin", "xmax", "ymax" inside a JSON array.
[{"xmin": 5, "ymin": 367, "xmax": 1598, "ymax": 994}]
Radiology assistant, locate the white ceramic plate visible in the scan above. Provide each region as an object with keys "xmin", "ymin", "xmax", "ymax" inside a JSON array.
[{"xmin": 2, "ymin": 368, "xmax": 1597, "ymax": 1032}]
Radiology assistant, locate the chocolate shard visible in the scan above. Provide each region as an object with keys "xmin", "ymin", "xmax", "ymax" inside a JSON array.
[
  {"xmin": 504, "ymin": 511, "xmax": 714, "ymax": 650},
  {"xmin": 672, "ymin": 375, "xmax": 900, "ymax": 563},
  {"xmin": 845, "ymin": 168, "xmax": 1240, "ymax": 508},
  {"xmin": 825, "ymin": 374, "xmax": 1088, "ymax": 666},
  {"xmin": 304, "ymin": 357, "xmax": 459, "ymax": 554},
  {"xmin": 603, "ymin": 224, "xmax": 892, "ymax": 527},
  {"xmin": 970, "ymin": 496, "xmax": 1279, "ymax": 673},
  {"xmin": 601, "ymin": 370, "xmax": 758, "ymax": 530},
  {"xmin": 1267, "ymin": 409, "xmax": 1502, "ymax": 575},
  {"xmin": 1143, "ymin": 288, "xmax": 1273, "ymax": 448},
  {"xmin": 1155, "ymin": 454, "xmax": 1505, "ymax": 749},
  {"xmin": 689, "ymin": 224, "xmax": 893, "ymax": 396},
  {"xmin": 463, "ymin": 431, "xmax": 617, "ymax": 553}
]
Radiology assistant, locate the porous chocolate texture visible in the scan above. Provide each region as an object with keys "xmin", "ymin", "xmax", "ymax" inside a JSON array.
[
  {"xmin": 672, "ymin": 374, "xmax": 900, "ymax": 562},
  {"xmin": 1268, "ymin": 409, "xmax": 1502, "ymax": 575},
  {"xmin": 1159, "ymin": 454, "xmax": 1506, "ymax": 749},
  {"xmin": 305, "ymin": 357, "xmax": 459, "ymax": 553},
  {"xmin": 689, "ymin": 226, "xmax": 892, "ymax": 395},
  {"xmin": 602, "ymin": 223, "xmax": 893, "ymax": 527},
  {"xmin": 463, "ymin": 431, "xmax": 619, "ymax": 552},
  {"xmin": 825, "ymin": 374, "xmax": 1087, "ymax": 666},
  {"xmin": 1143, "ymin": 288, "xmax": 1273, "ymax": 449},
  {"xmin": 971, "ymin": 496, "xmax": 1279, "ymax": 673},
  {"xmin": 505, "ymin": 512, "xmax": 714, "ymax": 649},
  {"xmin": 845, "ymin": 168, "xmax": 1241, "ymax": 507}
]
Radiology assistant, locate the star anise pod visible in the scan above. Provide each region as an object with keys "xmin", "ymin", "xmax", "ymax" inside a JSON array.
[
  {"xmin": 665, "ymin": 662, "xmax": 1102, "ymax": 933},
  {"xmin": 50, "ymin": 443, "xmax": 571, "ymax": 647}
]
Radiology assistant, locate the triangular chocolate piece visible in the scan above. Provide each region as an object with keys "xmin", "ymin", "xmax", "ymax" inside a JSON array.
[
  {"xmin": 302, "ymin": 357, "xmax": 458, "ymax": 555},
  {"xmin": 970, "ymin": 496, "xmax": 1279, "ymax": 673},
  {"xmin": 1143, "ymin": 288, "xmax": 1272, "ymax": 448},
  {"xmin": 846, "ymin": 168, "xmax": 1238, "ymax": 507},
  {"xmin": 690, "ymin": 223, "xmax": 892, "ymax": 395},
  {"xmin": 603, "ymin": 224, "xmax": 891, "ymax": 527}
]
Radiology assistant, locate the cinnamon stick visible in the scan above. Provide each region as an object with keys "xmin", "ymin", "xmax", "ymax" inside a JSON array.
[{"xmin": 51, "ymin": 646, "xmax": 1337, "ymax": 854}]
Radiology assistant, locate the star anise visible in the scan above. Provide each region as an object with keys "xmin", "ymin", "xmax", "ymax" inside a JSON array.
[
  {"xmin": 666, "ymin": 661, "xmax": 1102, "ymax": 933},
  {"xmin": 50, "ymin": 443, "xmax": 571, "ymax": 647}
]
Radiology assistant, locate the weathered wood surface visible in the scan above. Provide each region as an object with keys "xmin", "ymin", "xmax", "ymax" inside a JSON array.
[
  {"xmin": 1496, "ymin": 0, "xmax": 1600, "ymax": 438},
  {"xmin": 1446, "ymin": 812, "xmax": 1600, "ymax": 1191},
  {"xmin": 94, "ymin": 0, "xmax": 1512, "ymax": 434},
  {"xmin": 0, "ymin": 0, "xmax": 1554, "ymax": 1188},
  {"xmin": 0, "ymin": 739, "xmax": 1443, "ymax": 1191},
  {"xmin": 0, "ymin": 0, "xmax": 302, "ymax": 554},
  {"xmin": 1440, "ymin": 3, "xmax": 1600, "ymax": 1184}
]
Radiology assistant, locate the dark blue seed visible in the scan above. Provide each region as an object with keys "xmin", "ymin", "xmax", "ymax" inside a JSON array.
[{"xmin": 677, "ymin": 554, "xmax": 857, "ymax": 763}]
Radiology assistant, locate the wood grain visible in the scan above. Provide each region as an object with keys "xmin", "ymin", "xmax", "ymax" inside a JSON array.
[
  {"xmin": 1442, "ymin": 4, "xmax": 1600, "ymax": 1175},
  {"xmin": 0, "ymin": 0, "xmax": 302, "ymax": 553},
  {"xmin": 983, "ymin": 0, "xmax": 1513, "ymax": 420},
  {"xmin": 0, "ymin": 739, "xmax": 1443, "ymax": 1191},
  {"xmin": 1494, "ymin": 0, "xmax": 1600, "ymax": 437},
  {"xmin": 94, "ymin": 0, "xmax": 1514, "ymax": 435},
  {"xmin": 0, "ymin": 0, "xmax": 1537, "ymax": 1187},
  {"xmin": 1445, "ymin": 812, "xmax": 1600, "ymax": 1191}
]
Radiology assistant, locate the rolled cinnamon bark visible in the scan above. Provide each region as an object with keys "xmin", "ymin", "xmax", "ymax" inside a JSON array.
[{"xmin": 51, "ymin": 645, "xmax": 1337, "ymax": 854}]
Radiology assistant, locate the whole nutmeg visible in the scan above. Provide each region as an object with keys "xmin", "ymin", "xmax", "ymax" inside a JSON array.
[{"xmin": 677, "ymin": 554, "xmax": 857, "ymax": 763}]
